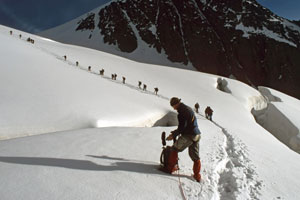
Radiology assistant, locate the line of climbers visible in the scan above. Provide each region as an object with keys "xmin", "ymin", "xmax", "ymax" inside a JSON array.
[
  {"xmin": 62, "ymin": 55, "xmax": 160, "ymax": 96},
  {"xmin": 9, "ymin": 30, "xmax": 35, "ymax": 44},
  {"xmin": 9, "ymin": 30, "xmax": 160, "ymax": 96},
  {"xmin": 9, "ymin": 30, "xmax": 215, "ymax": 116}
]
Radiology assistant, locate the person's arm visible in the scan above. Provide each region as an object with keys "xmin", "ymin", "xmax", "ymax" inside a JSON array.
[{"xmin": 167, "ymin": 113, "xmax": 187, "ymax": 140}]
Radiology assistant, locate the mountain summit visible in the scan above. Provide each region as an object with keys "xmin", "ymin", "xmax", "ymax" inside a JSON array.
[{"xmin": 40, "ymin": 0, "xmax": 300, "ymax": 99}]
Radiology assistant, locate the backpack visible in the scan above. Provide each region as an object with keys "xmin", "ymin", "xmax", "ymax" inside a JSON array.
[
  {"xmin": 160, "ymin": 146, "xmax": 172, "ymax": 169},
  {"xmin": 159, "ymin": 132, "xmax": 178, "ymax": 173}
]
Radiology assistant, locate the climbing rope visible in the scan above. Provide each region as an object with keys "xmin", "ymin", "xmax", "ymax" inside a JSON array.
[{"xmin": 177, "ymin": 166, "xmax": 187, "ymax": 200}]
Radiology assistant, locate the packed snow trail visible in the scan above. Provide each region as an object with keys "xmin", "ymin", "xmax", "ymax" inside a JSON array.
[
  {"xmin": 211, "ymin": 121, "xmax": 262, "ymax": 199},
  {"xmin": 172, "ymin": 111, "xmax": 263, "ymax": 199}
]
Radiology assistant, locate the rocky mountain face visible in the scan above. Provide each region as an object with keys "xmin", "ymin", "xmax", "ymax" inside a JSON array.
[
  {"xmin": 293, "ymin": 20, "xmax": 300, "ymax": 26},
  {"xmin": 59, "ymin": 0, "xmax": 300, "ymax": 98}
]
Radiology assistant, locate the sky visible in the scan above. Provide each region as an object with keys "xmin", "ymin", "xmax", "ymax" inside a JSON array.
[
  {"xmin": 0, "ymin": 0, "xmax": 111, "ymax": 33},
  {"xmin": 0, "ymin": 0, "xmax": 299, "ymax": 33},
  {"xmin": 256, "ymin": 0, "xmax": 300, "ymax": 20}
]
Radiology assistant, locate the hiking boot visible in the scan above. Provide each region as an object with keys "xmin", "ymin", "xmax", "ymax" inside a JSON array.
[
  {"xmin": 193, "ymin": 173, "xmax": 201, "ymax": 182},
  {"xmin": 193, "ymin": 160, "xmax": 201, "ymax": 182}
]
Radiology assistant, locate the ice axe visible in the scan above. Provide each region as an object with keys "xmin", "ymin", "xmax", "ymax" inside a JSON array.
[
  {"xmin": 161, "ymin": 131, "xmax": 166, "ymax": 147},
  {"xmin": 161, "ymin": 131, "xmax": 176, "ymax": 147}
]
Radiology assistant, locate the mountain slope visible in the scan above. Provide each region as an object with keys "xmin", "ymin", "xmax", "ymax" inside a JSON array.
[
  {"xmin": 1, "ymin": 25, "xmax": 300, "ymax": 199},
  {"xmin": 40, "ymin": 0, "xmax": 300, "ymax": 99}
]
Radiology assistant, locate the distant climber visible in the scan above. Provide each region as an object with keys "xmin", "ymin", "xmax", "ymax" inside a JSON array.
[
  {"xmin": 100, "ymin": 69, "xmax": 104, "ymax": 76},
  {"xmin": 195, "ymin": 103, "xmax": 200, "ymax": 113},
  {"xmin": 205, "ymin": 106, "xmax": 213, "ymax": 121},
  {"xmin": 27, "ymin": 37, "xmax": 34, "ymax": 44},
  {"xmin": 154, "ymin": 87, "xmax": 159, "ymax": 95}
]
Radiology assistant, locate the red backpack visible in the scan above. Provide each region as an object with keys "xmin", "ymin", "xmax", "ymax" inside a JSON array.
[{"xmin": 159, "ymin": 132, "xmax": 178, "ymax": 173}]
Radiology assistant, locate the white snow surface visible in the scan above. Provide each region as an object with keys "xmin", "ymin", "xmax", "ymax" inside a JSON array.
[{"xmin": 1, "ymin": 25, "xmax": 300, "ymax": 200}]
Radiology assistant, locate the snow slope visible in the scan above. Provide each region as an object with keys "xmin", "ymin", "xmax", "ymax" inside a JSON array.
[{"xmin": 1, "ymin": 25, "xmax": 300, "ymax": 200}]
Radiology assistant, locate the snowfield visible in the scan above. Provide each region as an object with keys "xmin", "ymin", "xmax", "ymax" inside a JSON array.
[{"xmin": 0, "ymin": 25, "xmax": 300, "ymax": 200}]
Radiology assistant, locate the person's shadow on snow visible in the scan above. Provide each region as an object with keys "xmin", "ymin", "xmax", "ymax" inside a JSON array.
[{"xmin": 0, "ymin": 155, "xmax": 167, "ymax": 176}]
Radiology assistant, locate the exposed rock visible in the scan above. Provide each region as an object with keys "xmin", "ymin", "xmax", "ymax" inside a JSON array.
[
  {"xmin": 98, "ymin": 2, "xmax": 137, "ymax": 52},
  {"xmin": 69, "ymin": 0, "xmax": 300, "ymax": 99},
  {"xmin": 76, "ymin": 13, "xmax": 95, "ymax": 31}
]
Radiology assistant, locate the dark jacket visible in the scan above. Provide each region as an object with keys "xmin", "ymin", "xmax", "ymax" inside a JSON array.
[
  {"xmin": 172, "ymin": 103, "xmax": 201, "ymax": 137},
  {"xmin": 205, "ymin": 107, "xmax": 213, "ymax": 115}
]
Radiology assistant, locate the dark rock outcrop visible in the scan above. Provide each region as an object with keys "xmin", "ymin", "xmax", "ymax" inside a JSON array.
[
  {"xmin": 73, "ymin": 0, "xmax": 300, "ymax": 98},
  {"xmin": 292, "ymin": 20, "xmax": 300, "ymax": 27},
  {"xmin": 76, "ymin": 13, "xmax": 95, "ymax": 31}
]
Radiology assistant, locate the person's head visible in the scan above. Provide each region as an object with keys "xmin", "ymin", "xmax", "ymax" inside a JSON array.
[{"xmin": 170, "ymin": 97, "xmax": 181, "ymax": 110}]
